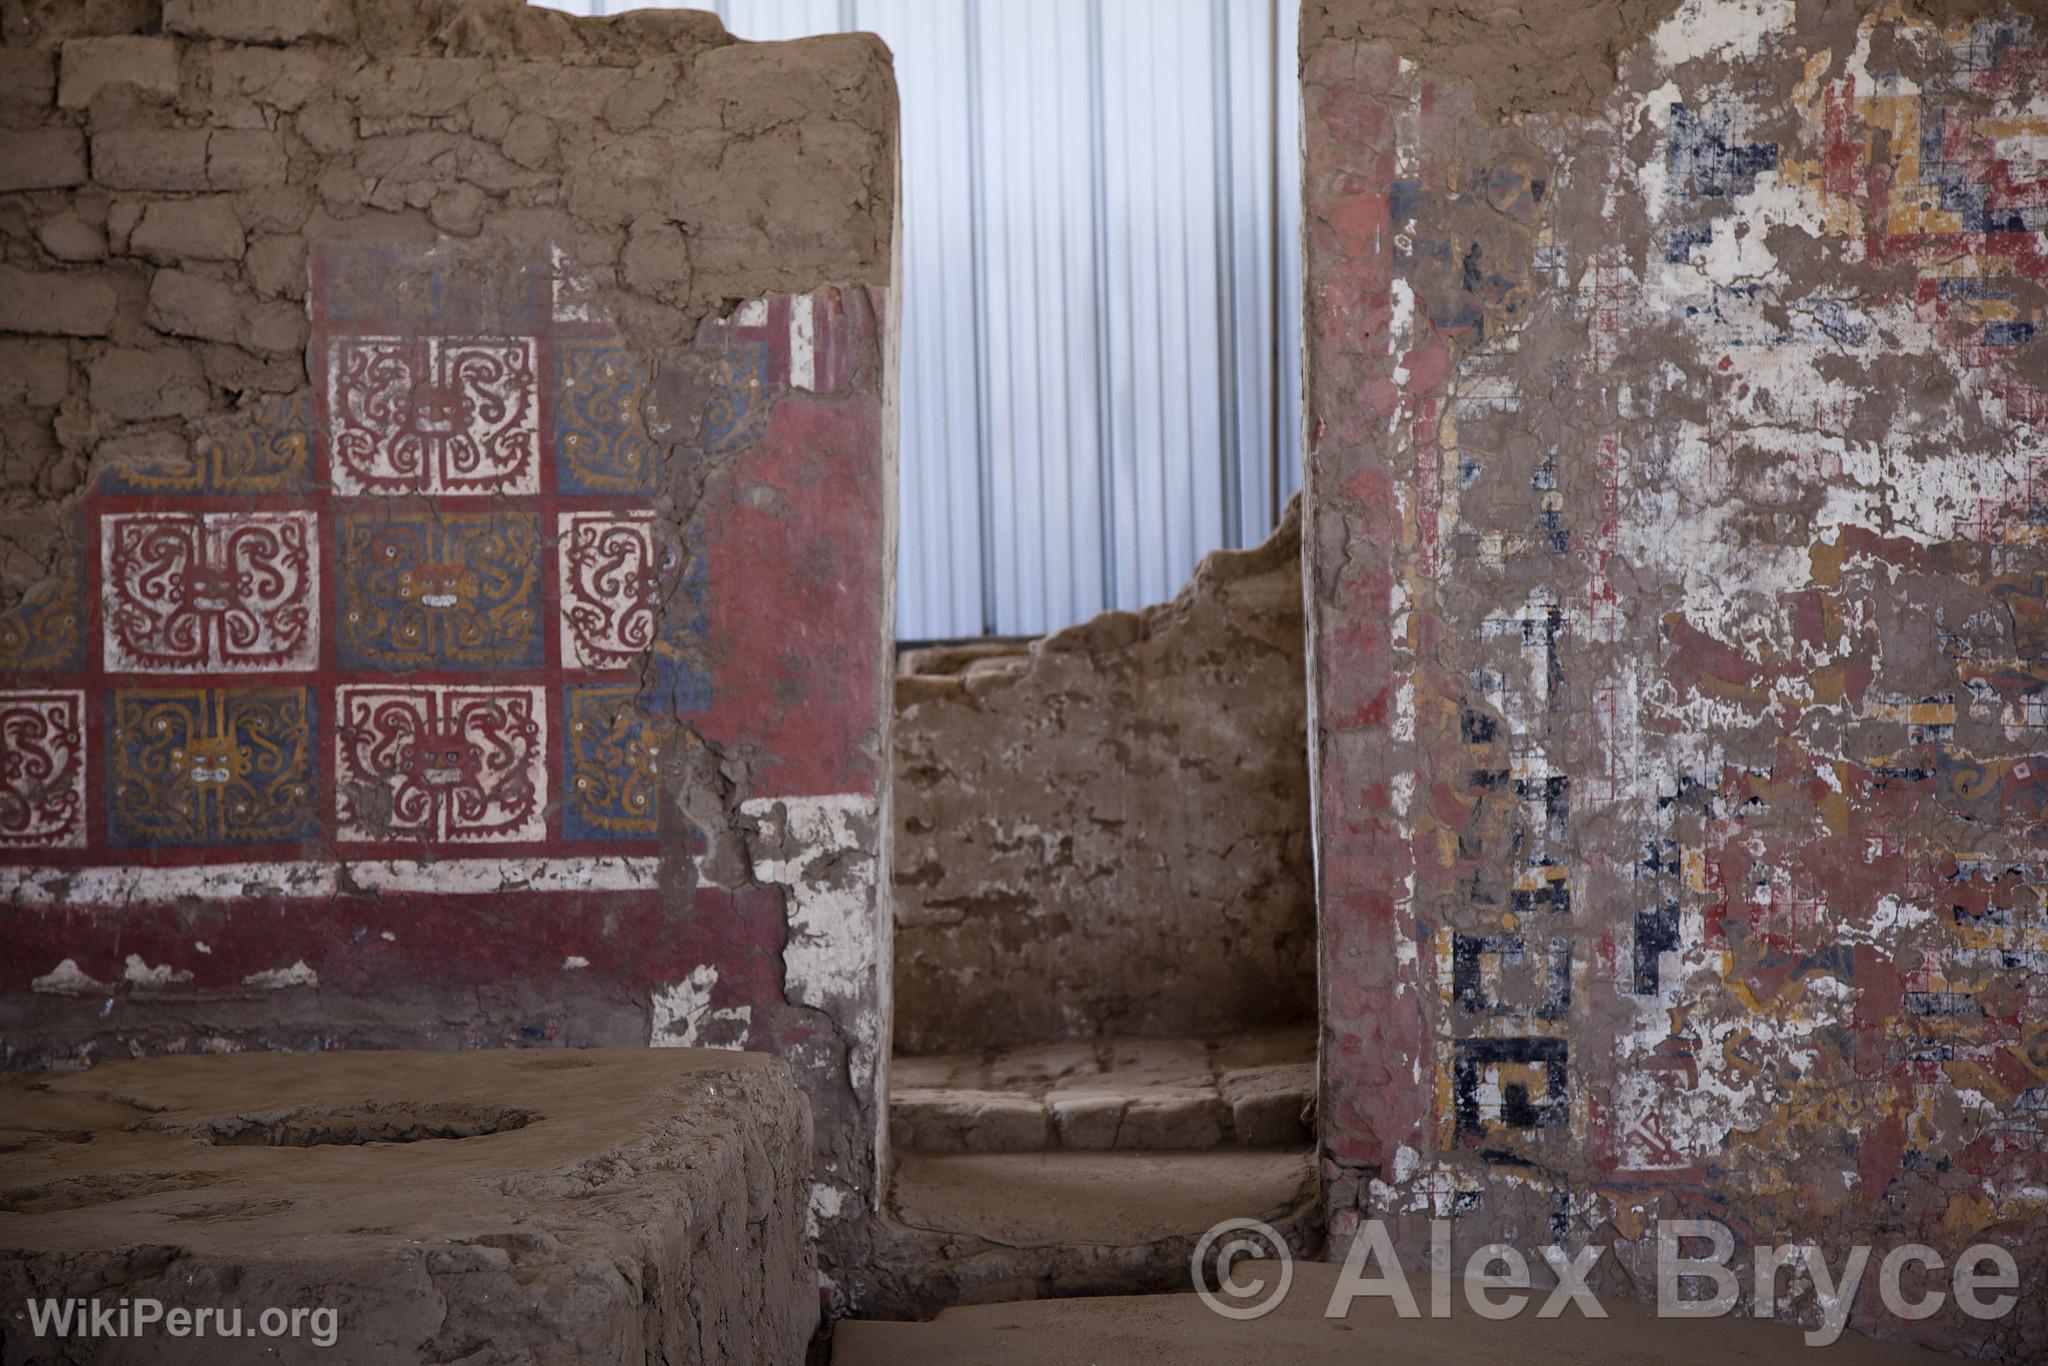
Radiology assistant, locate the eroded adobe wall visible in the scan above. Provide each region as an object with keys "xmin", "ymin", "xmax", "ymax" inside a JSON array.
[
  {"xmin": 1304, "ymin": 0, "xmax": 2044, "ymax": 1356},
  {"xmin": 892, "ymin": 501, "xmax": 1315, "ymax": 1054},
  {"xmin": 0, "ymin": 0, "xmax": 897, "ymax": 1308}
]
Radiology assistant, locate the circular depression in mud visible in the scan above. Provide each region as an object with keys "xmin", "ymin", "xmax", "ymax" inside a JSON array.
[{"xmin": 164, "ymin": 1102, "xmax": 537, "ymax": 1148}]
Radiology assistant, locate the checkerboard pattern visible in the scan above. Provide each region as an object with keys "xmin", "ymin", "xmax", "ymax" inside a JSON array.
[{"xmin": 0, "ymin": 242, "xmax": 797, "ymax": 859}]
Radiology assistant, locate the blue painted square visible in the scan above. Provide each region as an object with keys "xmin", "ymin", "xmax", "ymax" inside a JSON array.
[
  {"xmin": 0, "ymin": 516, "xmax": 82, "ymax": 674},
  {"xmin": 556, "ymin": 338, "xmax": 657, "ymax": 493},
  {"xmin": 562, "ymin": 685, "xmax": 657, "ymax": 841},
  {"xmin": 646, "ymin": 551, "xmax": 711, "ymax": 715},
  {"xmin": 107, "ymin": 687, "xmax": 318, "ymax": 847},
  {"xmin": 337, "ymin": 507, "xmax": 544, "ymax": 671},
  {"xmin": 97, "ymin": 392, "xmax": 314, "ymax": 494}
]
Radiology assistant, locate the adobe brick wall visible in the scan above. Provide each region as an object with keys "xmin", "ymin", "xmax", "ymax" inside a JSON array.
[
  {"xmin": 1302, "ymin": 0, "xmax": 2046, "ymax": 1357},
  {"xmin": 0, "ymin": 0, "xmax": 897, "ymax": 1309},
  {"xmin": 892, "ymin": 500, "xmax": 1315, "ymax": 1054}
]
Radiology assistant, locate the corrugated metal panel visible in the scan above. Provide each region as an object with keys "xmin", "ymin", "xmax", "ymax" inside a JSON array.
[
  {"xmin": 866, "ymin": 0, "xmax": 985, "ymax": 642},
  {"xmin": 974, "ymin": 0, "xmax": 1106, "ymax": 633},
  {"xmin": 534, "ymin": 0, "xmax": 1301, "ymax": 639},
  {"xmin": 1275, "ymin": 0, "xmax": 1303, "ymax": 507}
]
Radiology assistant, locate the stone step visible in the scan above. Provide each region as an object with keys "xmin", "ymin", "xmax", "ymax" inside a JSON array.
[
  {"xmin": 889, "ymin": 1030, "xmax": 1313, "ymax": 1153},
  {"xmin": 889, "ymin": 1147, "xmax": 1314, "ymax": 1248},
  {"xmin": 866, "ymin": 1147, "xmax": 1320, "ymax": 1318}
]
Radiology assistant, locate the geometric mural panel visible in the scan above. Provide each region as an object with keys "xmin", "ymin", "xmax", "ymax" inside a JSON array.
[
  {"xmin": 1452, "ymin": 1036, "xmax": 1569, "ymax": 1139},
  {"xmin": 556, "ymin": 338, "xmax": 657, "ymax": 494},
  {"xmin": 559, "ymin": 509, "xmax": 661, "ymax": 671},
  {"xmin": 96, "ymin": 391, "xmax": 315, "ymax": 494},
  {"xmin": 0, "ymin": 689, "xmax": 86, "ymax": 849},
  {"xmin": 327, "ymin": 336, "xmax": 540, "ymax": 496},
  {"xmin": 0, "ymin": 248, "xmax": 829, "ymax": 876},
  {"xmin": 555, "ymin": 335, "xmax": 772, "ymax": 494},
  {"xmin": 338, "ymin": 507, "xmax": 542, "ymax": 670},
  {"xmin": 562, "ymin": 684, "xmax": 659, "ymax": 841},
  {"xmin": 100, "ymin": 510, "xmax": 318, "ymax": 674},
  {"xmin": 334, "ymin": 683, "xmax": 546, "ymax": 844},
  {"xmin": 0, "ymin": 541, "xmax": 83, "ymax": 675},
  {"xmin": 107, "ymin": 686, "xmax": 316, "ymax": 847}
]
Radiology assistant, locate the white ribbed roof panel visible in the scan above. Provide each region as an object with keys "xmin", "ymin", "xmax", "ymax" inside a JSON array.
[{"xmin": 538, "ymin": 0, "xmax": 1302, "ymax": 639}]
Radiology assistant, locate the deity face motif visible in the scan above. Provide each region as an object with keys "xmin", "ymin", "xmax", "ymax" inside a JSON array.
[
  {"xmin": 178, "ymin": 563, "xmax": 243, "ymax": 614},
  {"xmin": 398, "ymin": 562, "xmax": 479, "ymax": 611},
  {"xmin": 399, "ymin": 725, "xmax": 484, "ymax": 791},
  {"xmin": 173, "ymin": 734, "xmax": 250, "ymax": 786},
  {"xmin": 403, "ymin": 380, "xmax": 466, "ymax": 437},
  {"xmin": 333, "ymin": 685, "xmax": 546, "ymax": 845}
]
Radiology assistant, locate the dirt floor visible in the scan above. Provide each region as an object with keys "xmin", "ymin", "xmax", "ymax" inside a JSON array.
[{"xmin": 834, "ymin": 1259, "xmax": 1965, "ymax": 1364}]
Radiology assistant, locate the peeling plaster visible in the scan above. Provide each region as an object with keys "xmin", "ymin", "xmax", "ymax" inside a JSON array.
[
  {"xmin": 651, "ymin": 965, "xmax": 754, "ymax": 1050},
  {"xmin": 30, "ymin": 961, "xmax": 108, "ymax": 997},
  {"xmin": 1306, "ymin": 0, "xmax": 2048, "ymax": 1355},
  {"xmin": 240, "ymin": 962, "xmax": 318, "ymax": 991},
  {"xmin": 745, "ymin": 793, "xmax": 883, "ymax": 1099}
]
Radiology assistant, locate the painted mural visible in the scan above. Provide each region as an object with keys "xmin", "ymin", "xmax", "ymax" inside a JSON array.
[
  {"xmin": 1305, "ymin": 1, "xmax": 2044, "ymax": 1356},
  {"xmin": 0, "ymin": 241, "xmax": 893, "ymax": 1300},
  {"xmin": 1, "ymin": 243, "xmax": 737, "ymax": 863}
]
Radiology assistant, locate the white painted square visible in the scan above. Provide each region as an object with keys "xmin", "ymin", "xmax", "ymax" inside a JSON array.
[
  {"xmin": 333, "ymin": 683, "xmax": 547, "ymax": 843},
  {"xmin": 557, "ymin": 509, "xmax": 663, "ymax": 670},
  {"xmin": 0, "ymin": 689, "xmax": 86, "ymax": 849},
  {"xmin": 326, "ymin": 335, "xmax": 540, "ymax": 495},
  {"xmin": 100, "ymin": 510, "xmax": 318, "ymax": 673}
]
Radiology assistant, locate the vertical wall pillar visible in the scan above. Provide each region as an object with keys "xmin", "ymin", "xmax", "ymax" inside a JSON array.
[{"xmin": 1301, "ymin": 2, "xmax": 2047, "ymax": 1355}]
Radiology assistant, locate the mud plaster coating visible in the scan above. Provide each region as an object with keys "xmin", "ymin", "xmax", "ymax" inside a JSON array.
[
  {"xmin": 1304, "ymin": 0, "xmax": 2046, "ymax": 1357},
  {"xmin": 0, "ymin": 1049, "xmax": 817, "ymax": 1364},
  {"xmin": 891, "ymin": 502, "xmax": 1316, "ymax": 1054},
  {"xmin": 0, "ymin": 0, "xmax": 898, "ymax": 1310}
]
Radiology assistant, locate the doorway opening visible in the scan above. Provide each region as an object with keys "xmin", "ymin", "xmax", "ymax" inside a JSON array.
[{"xmin": 876, "ymin": 498, "xmax": 1317, "ymax": 1310}]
